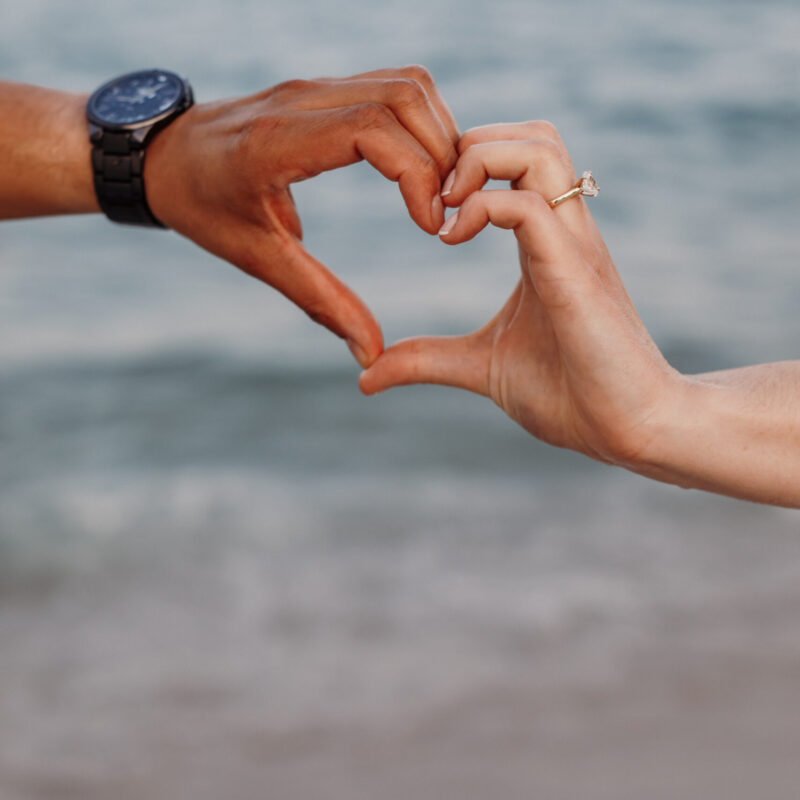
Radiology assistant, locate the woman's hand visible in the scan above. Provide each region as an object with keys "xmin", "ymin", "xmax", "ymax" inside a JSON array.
[
  {"xmin": 359, "ymin": 121, "xmax": 682, "ymax": 467},
  {"xmin": 360, "ymin": 121, "xmax": 800, "ymax": 507}
]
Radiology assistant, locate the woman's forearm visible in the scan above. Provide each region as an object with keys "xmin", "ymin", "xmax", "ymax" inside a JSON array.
[
  {"xmin": 0, "ymin": 81, "xmax": 98, "ymax": 219},
  {"xmin": 634, "ymin": 362, "xmax": 800, "ymax": 507}
]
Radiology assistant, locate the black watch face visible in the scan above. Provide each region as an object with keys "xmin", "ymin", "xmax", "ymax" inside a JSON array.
[{"xmin": 88, "ymin": 69, "xmax": 185, "ymax": 128}]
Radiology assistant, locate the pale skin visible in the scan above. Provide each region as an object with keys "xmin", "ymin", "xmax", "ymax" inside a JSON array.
[
  {"xmin": 0, "ymin": 66, "xmax": 459, "ymax": 366},
  {"xmin": 359, "ymin": 122, "xmax": 800, "ymax": 508}
]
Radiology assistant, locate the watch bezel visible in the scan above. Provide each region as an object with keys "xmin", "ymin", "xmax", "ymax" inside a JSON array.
[{"xmin": 86, "ymin": 68, "xmax": 192, "ymax": 132}]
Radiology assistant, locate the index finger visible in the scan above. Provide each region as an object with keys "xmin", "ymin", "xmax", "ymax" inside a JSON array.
[
  {"xmin": 338, "ymin": 65, "xmax": 461, "ymax": 144},
  {"xmin": 278, "ymin": 105, "xmax": 446, "ymax": 233},
  {"xmin": 458, "ymin": 121, "xmax": 575, "ymax": 175},
  {"xmin": 288, "ymin": 77, "xmax": 457, "ymax": 178}
]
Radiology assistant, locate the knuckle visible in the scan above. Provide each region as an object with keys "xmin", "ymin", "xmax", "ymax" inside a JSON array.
[
  {"xmin": 401, "ymin": 64, "xmax": 434, "ymax": 87},
  {"xmin": 521, "ymin": 190, "xmax": 547, "ymax": 214},
  {"xmin": 272, "ymin": 78, "xmax": 317, "ymax": 96},
  {"xmin": 352, "ymin": 101, "xmax": 395, "ymax": 130},
  {"xmin": 424, "ymin": 159, "xmax": 441, "ymax": 186},
  {"xmin": 526, "ymin": 119, "xmax": 560, "ymax": 140},
  {"xmin": 461, "ymin": 140, "xmax": 485, "ymax": 158},
  {"xmin": 252, "ymin": 113, "xmax": 287, "ymax": 138},
  {"xmin": 410, "ymin": 151, "xmax": 440, "ymax": 186},
  {"xmin": 527, "ymin": 137, "xmax": 561, "ymax": 159},
  {"xmin": 303, "ymin": 302, "xmax": 337, "ymax": 332},
  {"xmin": 234, "ymin": 114, "xmax": 282, "ymax": 165},
  {"xmin": 407, "ymin": 342, "xmax": 426, "ymax": 379},
  {"xmin": 457, "ymin": 131, "xmax": 479, "ymax": 154},
  {"xmin": 459, "ymin": 191, "xmax": 482, "ymax": 217},
  {"xmin": 524, "ymin": 139, "xmax": 571, "ymax": 185},
  {"xmin": 458, "ymin": 143, "xmax": 485, "ymax": 176},
  {"xmin": 388, "ymin": 77, "xmax": 427, "ymax": 107},
  {"xmin": 456, "ymin": 128, "xmax": 483, "ymax": 155},
  {"xmin": 420, "ymin": 149, "xmax": 439, "ymax": 172},
  {"xmin": 525, "ymin": 138, "xmax": 566, "ymax": 175}
]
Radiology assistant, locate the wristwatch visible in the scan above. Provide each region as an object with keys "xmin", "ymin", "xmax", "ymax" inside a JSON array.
[{"xmin": 86, "ymin": 69, "xmax": 194, "ymax": 227}]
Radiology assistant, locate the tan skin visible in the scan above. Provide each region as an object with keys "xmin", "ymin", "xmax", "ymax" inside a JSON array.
[
  {"xmin": 360, "ymin": 122, "xmax": 800, "ymax": 508},
  {"xmin": 0, "ymin": 66, "xmax": 459, "ymax": 366}
]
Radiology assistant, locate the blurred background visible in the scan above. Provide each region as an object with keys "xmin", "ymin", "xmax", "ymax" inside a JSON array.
[{"xmin": 1, "ymin": 0, "xmax": 800, "ymax": 797}]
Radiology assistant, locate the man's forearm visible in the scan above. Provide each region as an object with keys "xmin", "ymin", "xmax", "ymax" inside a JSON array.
[
  {"xmin": 635, "ymin": 362, "xmax": 800, "ymax": 507},
  {"xmin": 0, "ymin": 81, "xmax": 98, "ymax": 219}
]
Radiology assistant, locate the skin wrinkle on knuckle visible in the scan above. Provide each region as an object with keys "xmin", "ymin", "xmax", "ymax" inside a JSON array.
[
  {"xmin": 235, "ymin": 113, "xmax": 287, "ymax": 174},
  {"xmin": 472, "ymin": 140, "xmax": 500, "ymax": 164},
  {"xmin": 525, "ymin": 140, "xmax": 569, "ymax": 186},
  {"xmin": 398, "ymin": 339, "xmax": 422, "ymax": 382},
  {"xmin": 387, "ymin": 78, "xmax": 427, "ymax": 109},
  {"xmin": 386, "ymin": 78, "xmax": 456, "ymax": 173},
  {"xmin": 401, "ymin": 64, "xmax": 434, "ymax": 88},
  {"xmin": 520, "ymin": 191, "xmax": 545, "ymax": 218},
  {"xmin": 405, "ymin": 149, "xmax": 439, "ymax": 186},
  {"xmin": 303, "ymin": 303, "xmax": 343, "ymax": 337},
  {"xmin": 528, "ymin": 137, "xmax": 561, "ymax": 161},
  {"xmin": 457, "ymin": 193, "xmax": 479, "ymax": 229},
  {"xmin": 351, "ymin": 101, "xmax": 395, "ymax": 132}
]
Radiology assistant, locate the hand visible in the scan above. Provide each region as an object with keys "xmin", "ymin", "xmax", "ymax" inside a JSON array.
[
  {"xmin": 144, "ymin": 66, "xmax": 459, "ymax": 367},
  {"xmin": 359, "ymin": 121, "xmax": 682, "ymax": 467}
]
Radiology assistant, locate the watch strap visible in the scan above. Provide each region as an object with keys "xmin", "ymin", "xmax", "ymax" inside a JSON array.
[{"xmin": 91, "ymin": 130, "xmax": 164, "ymax": 227}]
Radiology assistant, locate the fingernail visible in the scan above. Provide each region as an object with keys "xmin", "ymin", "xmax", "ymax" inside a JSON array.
[
  {"xmin": 438, "ymin": 210, "xmax": 459, "ymax": 237},
  {"xmin": 430, "ymin": 192, "xmax": 444, "ymax": 228},
  {"xmin": 441, "ymin": 169, "xmax": 456, "ymax": 197},
  {"xmin": 346, "ymin": 338, "xmax": 370, "ymax": 368}
]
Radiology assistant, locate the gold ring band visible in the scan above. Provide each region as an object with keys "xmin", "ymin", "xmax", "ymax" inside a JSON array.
[{"xmin": 548, "ymin": 171, "xmax": 599, "ymax": 208}]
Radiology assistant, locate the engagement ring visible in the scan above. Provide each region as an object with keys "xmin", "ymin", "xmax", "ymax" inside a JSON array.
[{"xmin": 548, "ymin": 171, "xmax": 599, "ymax": 208}]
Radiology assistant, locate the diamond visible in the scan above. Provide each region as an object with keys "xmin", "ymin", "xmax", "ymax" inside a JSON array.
[{"xmin": 579, "ymin": 171, "xmax": 599, "ymax": 197}]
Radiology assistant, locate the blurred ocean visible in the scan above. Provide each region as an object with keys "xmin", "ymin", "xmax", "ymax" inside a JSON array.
[{"xmin": 1, "ymin": 1, "xmax": 800, "ymax": 798}]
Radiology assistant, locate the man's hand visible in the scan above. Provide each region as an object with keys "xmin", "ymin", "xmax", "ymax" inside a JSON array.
[{"xmin": 144, "ymin": 66, "xmax": 460, "ymax": 366}]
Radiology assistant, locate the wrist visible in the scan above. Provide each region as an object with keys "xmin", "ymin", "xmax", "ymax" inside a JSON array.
[
  {"xmin": 624, "ymin": 374, "xmax": 709, "ymax": 487},
  {"xmin": 143, "ymin": 97, "xmax": 249, "ymax": 237},
  {"xmin": 142, "ymin": 103, "xmax": 200, "ymax": 231},
  {"xmin": 0, "ymin": 83, "xmax": 98, "ymax": 218},
  {"xmin": 54, "ymin": 90, "xmax": 100, "ymax": 214}
]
